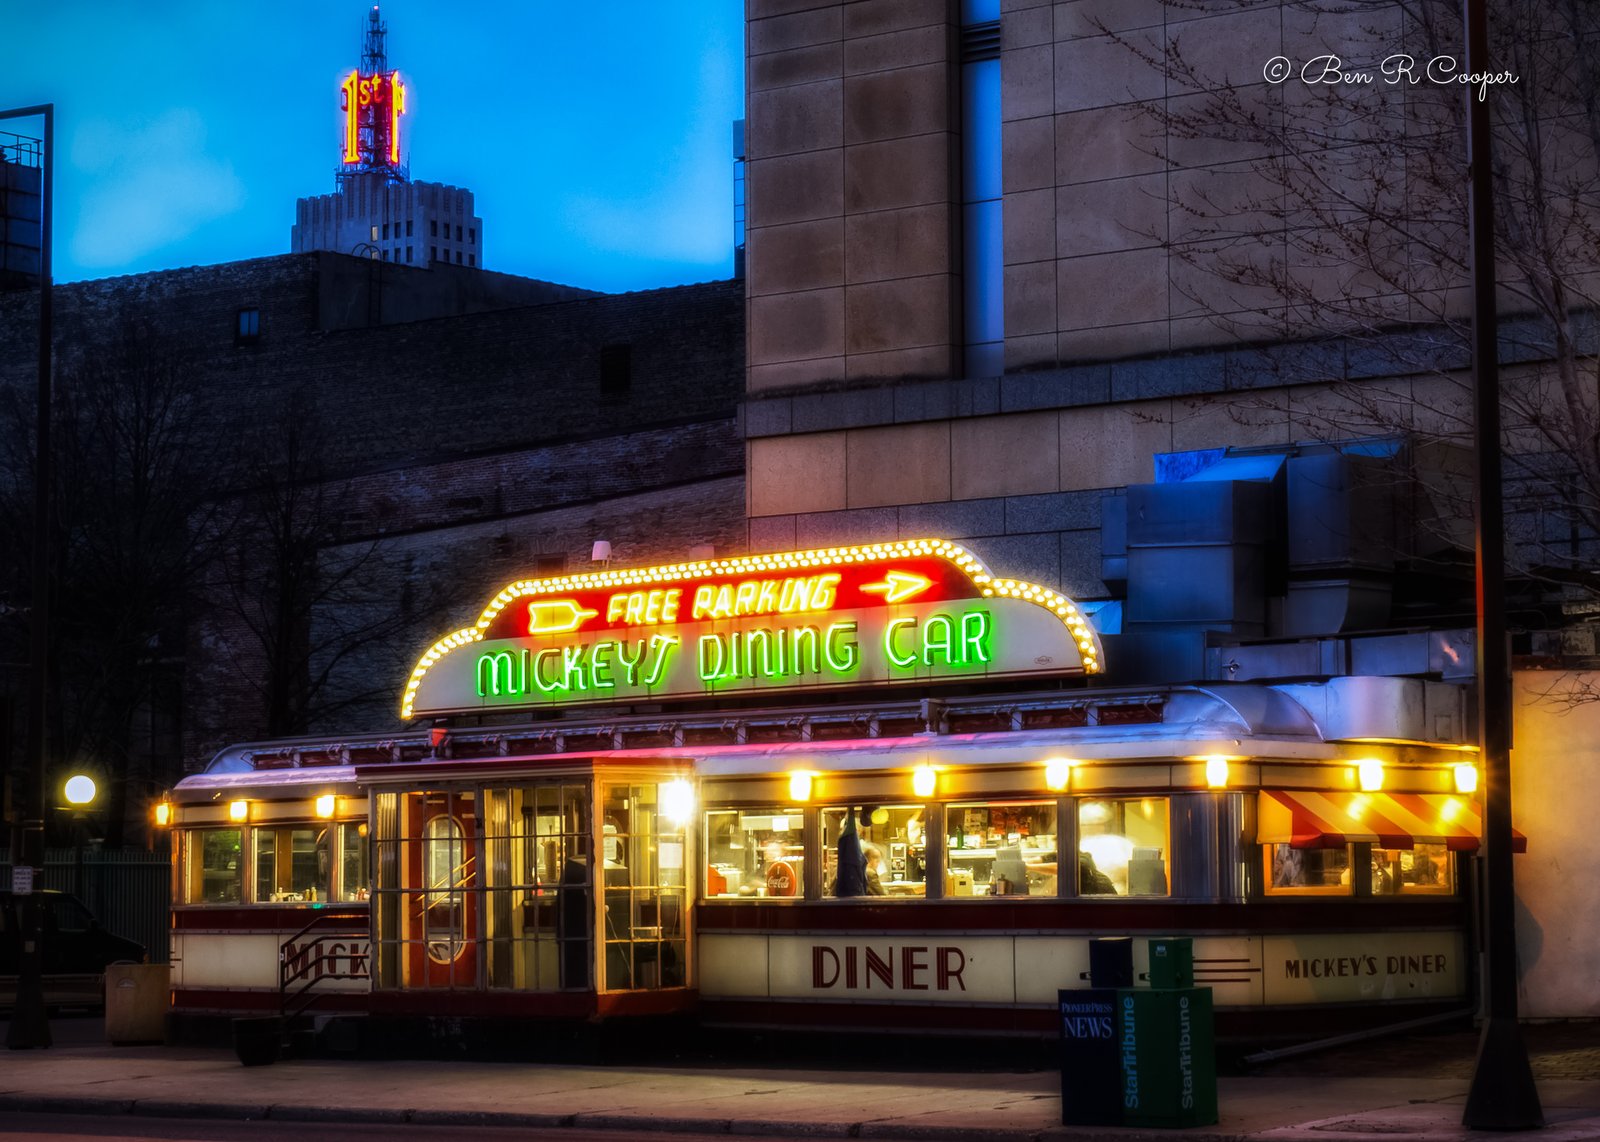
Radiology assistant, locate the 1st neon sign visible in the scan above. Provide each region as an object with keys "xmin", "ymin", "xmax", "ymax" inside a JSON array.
[{"xmin": 341, "ymin": 70, "xmax": 405, "ymax": 167}]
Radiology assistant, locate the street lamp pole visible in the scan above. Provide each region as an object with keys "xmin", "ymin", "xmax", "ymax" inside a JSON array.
[
  {"xmin": 3, "ymin": 101, "xmax": 53, "ymax": 1051},
  {"xmin": 1458, "ymin": 0, "xmax": 1541, "ymax": 1128}
]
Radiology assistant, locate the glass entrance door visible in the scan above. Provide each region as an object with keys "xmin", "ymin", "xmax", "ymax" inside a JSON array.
[{"xmin": 406, "ymin": 791, "xmax": 477, "ymax": 988}]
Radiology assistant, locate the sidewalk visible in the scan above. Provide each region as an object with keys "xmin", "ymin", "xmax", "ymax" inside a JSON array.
[{"xmin": 3, "ymin": 1019, "xmax": 1600, "ymax": 1140}]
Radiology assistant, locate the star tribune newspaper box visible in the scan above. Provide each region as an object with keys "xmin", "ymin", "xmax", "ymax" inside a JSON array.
[{"xmin": 1060, "ymin": 938, "xmax": 1217, "ymax": 1128}]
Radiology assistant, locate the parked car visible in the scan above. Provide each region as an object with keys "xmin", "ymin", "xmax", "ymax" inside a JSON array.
[{"xmin": 0, "ymin": 890, "xmax": 146, "ymax": 1011}]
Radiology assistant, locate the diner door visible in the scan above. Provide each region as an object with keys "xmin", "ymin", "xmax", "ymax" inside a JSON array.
[{"xmin": 406, "ymin": 792, "xmax": 478, "ymax": 988}]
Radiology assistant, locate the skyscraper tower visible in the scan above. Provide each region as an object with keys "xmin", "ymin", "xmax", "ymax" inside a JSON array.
[
  {"xmin": 340, "ymin": 6, "xmax": 406, "ymax": 176},
  {"xmin": 291, "ymin": 6, "xmax": 484, "ymax": 269}
]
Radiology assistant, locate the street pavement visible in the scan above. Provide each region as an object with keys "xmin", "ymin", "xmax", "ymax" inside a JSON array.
[{"xmin": 3, "ymin": 1017, "xmax": 1600, "ymax": 1140}]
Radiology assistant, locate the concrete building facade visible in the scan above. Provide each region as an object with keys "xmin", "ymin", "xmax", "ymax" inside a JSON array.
[
  {"xmin": 292, "ymin": 173, "xmax": 485, "ymax": 269},
  {"xmin": 0, "ymin": 255, "xmax": 744, "ymax": 845}
]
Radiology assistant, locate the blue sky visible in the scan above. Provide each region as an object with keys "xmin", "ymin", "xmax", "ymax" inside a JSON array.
[{"xmin": 1, "ymin": 1, "xmax": 744, "ymax": 292}]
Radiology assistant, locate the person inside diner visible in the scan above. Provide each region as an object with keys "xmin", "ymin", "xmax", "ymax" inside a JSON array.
[
  {"xmin": 1079, "ymin": 849, "xmax": 1117, "ymax": 895},
  {"xmin": 860, "ymin": 845, "xmax": 887, "ymax": 896}
]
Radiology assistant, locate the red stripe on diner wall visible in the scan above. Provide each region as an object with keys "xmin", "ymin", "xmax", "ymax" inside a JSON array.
[{"xmin": 172, "ymin": 905, "xmax": 367, "ymax": 930}]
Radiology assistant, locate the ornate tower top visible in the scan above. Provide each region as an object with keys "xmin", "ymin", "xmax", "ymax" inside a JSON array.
[{"xmin": 340, "ymin": 5, "xmax": 406, "ymax": 177}]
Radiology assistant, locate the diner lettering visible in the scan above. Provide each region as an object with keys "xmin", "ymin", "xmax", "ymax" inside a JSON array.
[
  {"xmin": 1282, "ymin": 953, "xmax": 1447, "ymax": 979},
  {"xmin": 283, "ymin": 937, "xmax": 370, "ymax": 981},
  {"xmin": 473, "ymin": 607, "xmax": 996, "ymax": 704},
  {"xmin": 811, "ymin": 943, "xmax": 967, "ymax": 992}
]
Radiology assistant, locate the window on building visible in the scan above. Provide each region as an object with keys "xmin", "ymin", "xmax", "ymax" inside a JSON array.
[
  {"xmin": 1265, "ymin": 845, "xmax": 1353, "ymax": 895},
  {"xmin": 478, "ymin": 783, "xmax": 593, "ymax": 991},
  {"xmin": 235, "ymin": 307, "xmax": 261, "ymax": 345},
  {"xmin": 468, "ymin": 254, "xmax": 475, "ymax": 267},
  {"xmin": 339, "ymin": 822, "xmax": 370, "ymax": 901},
  {"xmin": 456, "ymin": 224, "xmax": 463, "ymax": 241},
  {"xmin": 705, "ymin": 808, "xmax": 804, "ymax": 898},
  {"xmin": 382, "ymin": 249, "xmax": 390, "ymax": 261},
  {"xmin": 821, "ymin": 806, "xmax": 927, "ymax": 897},
  {"xmin": 255, "ymin": 825, "xmax": 332, "ymax": 903},
  {"xmin": 1078, "ymin": 797, "xmax": 1169, "ymax": 896},
  {"xmin": 1373, "ymin": 843, "xmax": 1454, "ymax": 894},
  {"xmin": 455, "ymin": 251, "xmax": 462, "ymax": 264},
  {"xmin": 599, "ymin": 343, "xmax": 632, "ymax": 398},
  {"xmin": 370, "ymin": 224, "xmax": 379, "ymax": 241},
  {"xmin": 947, "ymin": 802, "xmax": 1056, "ymax": 896},
  {"xmin": 430, "ymin": 245, "xmax": 437, "ymax": 261},
  {"xmin": 601, "ymin": 781, "xmax": 688, "ymax": 989},
  {"xmin": 469, "ymin": 227, "xmax": 476, "ymax": 243},
  {"xmin": 184, "ymin": 828, "xmax": 243, "ymax": 903},
  {"xmin": 406, "ymin": 219, "xmax": 414, "ymax": 237},
  {"xmin": 382, "ymin": 222, "xmax": 389, "ymax": 239},
  {"xmin": 430, "ymin": 219, "xmax": 438, "ymax": 237},
  {"xmin": 960, "ymin": 2, "xmax": 1003, "ymax": 378},
  {"xmin": 406, "ymin": 247, "xmax": 413, "ymax": 263}
]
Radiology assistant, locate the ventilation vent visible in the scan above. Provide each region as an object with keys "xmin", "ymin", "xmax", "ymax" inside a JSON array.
[{"xmin": 962, "ymin": 20, "xmax": 1000, "ymax": 62}]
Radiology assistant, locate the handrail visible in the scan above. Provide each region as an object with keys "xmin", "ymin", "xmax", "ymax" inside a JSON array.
[{"xmin": 278, "ymin": 910, "xmax": 370, "ymax": 1025}]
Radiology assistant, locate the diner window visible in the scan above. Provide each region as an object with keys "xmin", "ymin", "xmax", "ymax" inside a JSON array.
[
  {"xmin": 254, "ymin": 825, "xmax": 331, "ymax": 903},
  {"xmin": 481, "ymin": 783, "xmax": 592, "ymax": 991},
  {"xmin": 601, "ymin": 782, "xmax": 688, "ymax": 989},
  {"xmin": 339, "ymin": 822, "xmax": 370, "ymax": 901},
  {"xmin": 1373, "ymin": 843, "xmax": 1454, "ymax": 895},
  {"xmin": 1265, "ymin": 845, "xmax": 1353, "ymax": 895},
  {"xmin": 184, "ymin": 828, "xmax": 243, "ymax": 903},
  {"xmin": 821, "ymin": 805, "xmax": 928, "ymax": 897},
  {"xmin": 1078, "ymin": 797, "xmax": 1170, "ymax": 896},
  {"xmin": 947, "ymin": 802, "xmax": 1057, "ymax": 896},
  {"xmin": 704, "ymin": 808, "xmax": 804, "ymax": 898}
]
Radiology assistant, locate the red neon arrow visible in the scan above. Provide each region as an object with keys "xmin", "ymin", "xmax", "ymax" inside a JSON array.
[
  {"xmin": 860, "ymin": 570, "xmax": 934, "ymax": 604},
  {"xmin": 527, "ymin": 599, "xmax": 598, "ymax": 635}
]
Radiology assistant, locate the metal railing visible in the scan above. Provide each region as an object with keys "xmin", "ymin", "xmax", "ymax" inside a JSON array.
[{"xmin": 279, "ymin": 911, "xmax": 371, "ymax": 1023}]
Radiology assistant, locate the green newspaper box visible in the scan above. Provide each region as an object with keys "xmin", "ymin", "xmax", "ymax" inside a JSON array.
[
  {"xmin": 1116, "ymin": 987, "xmax": 1218, "ymax": 1128},
  {"xmin": 1147, "ymin": 936, "xmax": 1194, "ymax": 989}
]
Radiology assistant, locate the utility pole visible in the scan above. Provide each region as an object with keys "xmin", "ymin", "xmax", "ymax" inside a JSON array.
[{"xmin": 1458, "ymin": 1, "xmax": 1541, "ymax": 1128}]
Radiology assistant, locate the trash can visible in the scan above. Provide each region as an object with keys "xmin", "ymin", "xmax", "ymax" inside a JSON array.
[
  {"xmin": 1059, "ymin": 988, "xmax": 1123, "ymax": 1125},
  {"xmin": 232, "ymin": 1016, "xmax": 283, "ymax": 1067},
  {"xmin": 104, "ymin": 963, "xmax": 169, "ymax": 1045},
  {"xmin": 1116, "ymin": 986, "xmax": 1218, "ymax": 1128}
]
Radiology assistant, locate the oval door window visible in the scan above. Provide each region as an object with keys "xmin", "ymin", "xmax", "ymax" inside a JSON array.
[{"xmin": 423, "ymin": 814, "xmax": 465, "ymax": 963}]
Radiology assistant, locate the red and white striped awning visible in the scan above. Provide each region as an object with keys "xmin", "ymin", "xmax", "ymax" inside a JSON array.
[{"xmin": 1257, "ymin": 790, "xmax": 1527, "ymax": 852}]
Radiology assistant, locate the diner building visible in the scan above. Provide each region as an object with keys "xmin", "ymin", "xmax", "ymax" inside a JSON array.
[{"xmin": 165, "ymin": 537, "xmax": 1495, "ymax": 1047}]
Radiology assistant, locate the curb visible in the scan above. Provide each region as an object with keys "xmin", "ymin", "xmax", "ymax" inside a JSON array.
[
  {"xmin": 134, "ymin": 1100, "xmax": 272, "ymax": 1120},
  {"xmin": 0, "ymin": 1095, "xmax": 136, "ymax": 1117},
  {"xmin": 408, "ymin": 1108, "xmax": 579, "ymax": 1129},
  {"xmin": 269, "ymin": 1104, "xmax": 413, "ymax": 1125}
]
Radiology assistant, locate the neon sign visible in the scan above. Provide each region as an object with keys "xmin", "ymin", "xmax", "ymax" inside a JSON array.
[
  {"xmin": 341, "ymin": 70, "xmax": 405, "ymax": 168},
  {"xmin": 402, "ymin": 539, "xmax": 1105, "ymax": 719}
]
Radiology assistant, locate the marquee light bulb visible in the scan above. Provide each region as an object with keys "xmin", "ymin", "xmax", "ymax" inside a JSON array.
[
  {"xmin": 1043, "ymin": 757, "xmax": 1073, "ymax": 792},
  {"xmin": 1204, "ymin": 755, "xmax": 1231, "ymax": 789},
  {"xmin": 1453, "ymin": 763, "xmax": 1478, "ymax": 794},
  {"xmin": 315, "ymin": 794, "xmax": 337, "ymax": 819},
  {"xmin": 661, "ymin": 778, "xmax": 694, "ymax": 826},
  {"xmin": 229, "ymin": 799, "xmax": 250, "ymax": 823},
  {"xmin": 912, "ymin": 765, "xmax": 937, "ymax": 799},
  {"xmin": 788, "ymin": 771, "xmax": 813, "ymax": 803},
  {"xmin": 1356, "ymin": 758, "xmax": 1384, "ymax": 792}
]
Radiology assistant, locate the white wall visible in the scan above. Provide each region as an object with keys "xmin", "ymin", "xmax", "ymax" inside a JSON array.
[{"xmin": 1511, "ymin": 670, "xmax": 1600, "ymax": 1017}]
